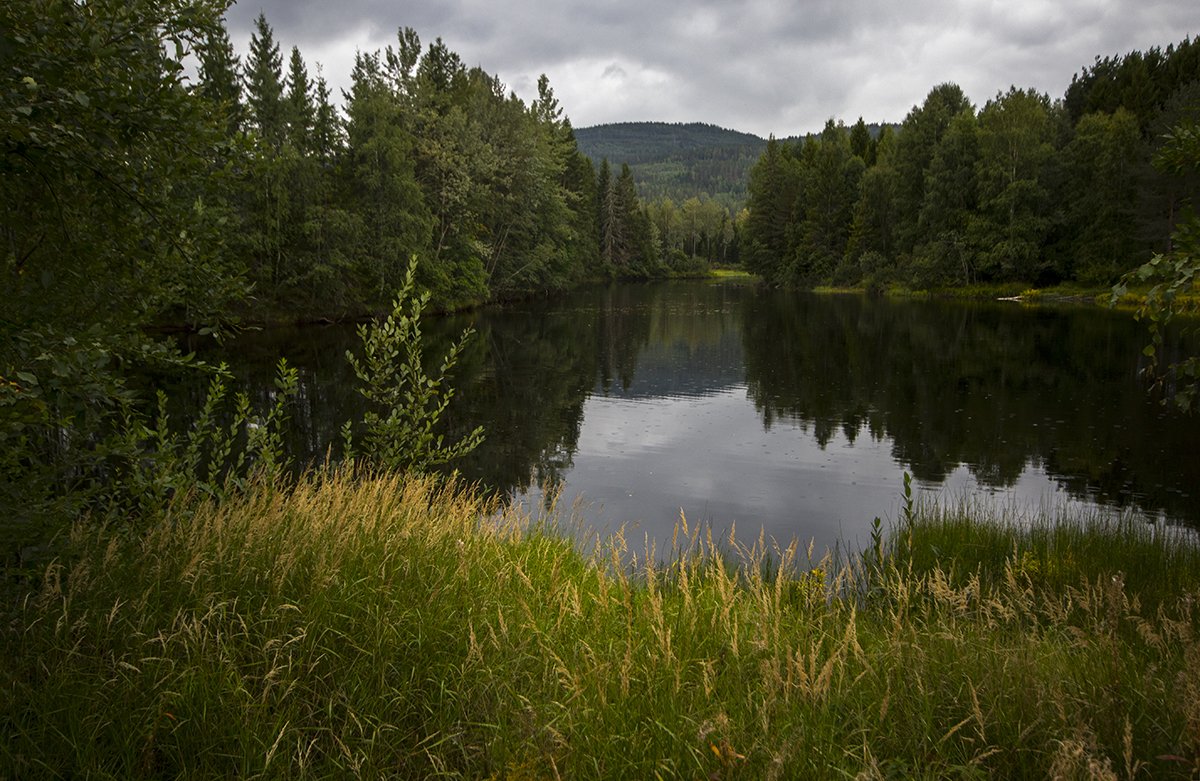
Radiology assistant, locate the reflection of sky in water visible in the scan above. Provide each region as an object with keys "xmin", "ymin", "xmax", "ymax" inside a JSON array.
[
  {"xmin": 506, "ymin": 383, "xmax": 1142, "ymax": 556},
  {"xmin": 514, "ymin": 385, "xmax": 1142, "ymax": 560},
  {"xmin": 204, "ymin": 281, "xmax": 1200, "ymax": 559}
]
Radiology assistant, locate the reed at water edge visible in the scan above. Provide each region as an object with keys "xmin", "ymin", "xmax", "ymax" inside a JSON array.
[{"xmin": 3, "ymin": 469, "xmax": 1200, "ymax": 779}]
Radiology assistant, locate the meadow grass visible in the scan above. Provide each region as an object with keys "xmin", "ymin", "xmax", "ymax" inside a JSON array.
[{"xmin": 3, "ymin": 472, "xmax": 1200, "ymax": 779}]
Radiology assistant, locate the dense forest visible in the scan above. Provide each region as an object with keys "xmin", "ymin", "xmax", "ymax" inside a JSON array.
[
  {"xmin": 742, "ymin": 38, "xmax": 1200, "ymax": 289},
  {"xmin": 3, "ymin": 2, "xmax": 718, "ymax": 335}
]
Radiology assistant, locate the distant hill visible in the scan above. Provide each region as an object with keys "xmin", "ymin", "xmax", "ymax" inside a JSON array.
[
  {"xmin": 574, "ymin": 122, "xmax": 767, "ymax": 211},
  {"xmin": 573, "ymin": 121, "xmax": 892, "ymax": 211}
]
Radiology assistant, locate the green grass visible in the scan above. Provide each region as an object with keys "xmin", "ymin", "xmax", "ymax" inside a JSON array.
[
  {"xmin": 4, "ymin": 472, "xmax": 1200, "ymax": 778},
  {"xmin": 810, "ymin": 285, "xmax": 865, "ymax": 295},
  {"xmin": 709, "ymin": 268, "xmax": 756, "ymax": 280}
]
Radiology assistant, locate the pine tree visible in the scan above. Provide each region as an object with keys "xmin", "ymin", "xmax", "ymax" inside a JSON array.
[
  {"xmin": 343, "ymin": 50, "xmax": 432, "ymax": 301},
  {"xmin": 794, "ymin": 121, "xmax": 862, "ymax": 281},
  {"xmin": 912, "ymin": 109, "xmax": 980, "ymax": 284}
]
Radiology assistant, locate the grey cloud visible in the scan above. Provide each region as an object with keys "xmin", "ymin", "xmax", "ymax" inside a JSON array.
[
  {"xmin": 220, "ymin": 0, "xmax": 1198, "ymax": 138},
  {"xmin": 602, "ymin": 63, "xmax": 627, "ymax": 80}
]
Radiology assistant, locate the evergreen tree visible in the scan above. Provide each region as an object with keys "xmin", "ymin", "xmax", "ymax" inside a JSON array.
[
  {"xmin": 849, "ymin": 116, "xmax": 873, "ymax": 163},
  {"xmin": 794, "ymin": 121, "xmax": 862, "ymax": 282},
  {"xmin": 560, "ymin": 125, "xmax": 602, "ymax": 277},
  {"xmin": 196, "ymin": 17, "xmax": 243, "ymax": 136},
  {"xmin": 342, "ymin": 50, "xmax": 432, "ymax": 302},
  {"xmin": 285, "ymin": 46, "xmax": 315, "ymax": 152},
  {"xmin": 743, "ymin": 137, "xmax": 800, "ymax": 282},
  {"xmin": 597, "ymin": 158, "xmax": 616, "ymax": 267},
  {"xmin": 845, "ymin": 163, "xmax": 900, "ymax": 277},
  {"xmin": 312, "ymin": 72, "xmax": 342, "ymax": 165},
  {"xmin": 244, "ymin": 13, "xmax": 285, "ymax": 146}
]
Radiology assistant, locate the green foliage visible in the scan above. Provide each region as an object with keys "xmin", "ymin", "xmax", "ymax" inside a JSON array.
[
  {"xmin": 195, "ymin": 16, "xmax": 243, "ymax": 136},
  {"xmin": 1065, "ymin": 37, "xmax": 1200, "ymax": 129},
  {"xmin": 1113, "ymin": 118, "xmax": 1200, "ymax": 412},
  {"xmin": 0, "ymin": 327, "xmax": 297, "ymax": 563},
  {"xmin": 117, "ymin": 359, "xmax": 299, "ymax": 517},
  {"xmin": 2, "ymin": 0, "xmax": 246, "ymax": 329},
  {"xmin": 971, "ymin": 88, "xmax": 1059, "ymax": 282},
  {"xmin": 344, "ymin": 257, "xmax": 484, "ymax": 472},
  {"xmin": 0, "ymin": 0, "xmax": 264, "ymax": 557},
  {"xmin": 1063, "ymin": 109, "xmax": 1142, "ymax": 282},
  {"xmin": 742, "ymin": 34, "xmax": 1198, "ymax": 292},
  {"xmin": 793, "ymin": 121, "xmax": 863, "ymax": 282},
  {"xmin": 244, "ymin": 12, "xmax": 285, "ymax": 146},
  {"xmin": 743, "ymin": 136, "xmax": 800, "ymax": 281}
]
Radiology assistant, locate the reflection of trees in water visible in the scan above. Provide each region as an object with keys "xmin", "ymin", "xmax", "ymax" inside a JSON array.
[
  {"xmin": 741, "ymin": 292, "xmax": 1200, "ymax": 519},
  {"xmin": 189, "ymin": 282, "xmax": 1199, "ymax": 525}
]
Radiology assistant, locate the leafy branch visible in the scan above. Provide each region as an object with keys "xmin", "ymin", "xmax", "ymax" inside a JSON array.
[{"xmin": 343, "ymin": 256, "xmax": 484, "ymax": 472}]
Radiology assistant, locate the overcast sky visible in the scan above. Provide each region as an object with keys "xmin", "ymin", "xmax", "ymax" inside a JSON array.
[{"xmin": 221, "ymin": 0, "xmax": 1197, "ymax": 138}]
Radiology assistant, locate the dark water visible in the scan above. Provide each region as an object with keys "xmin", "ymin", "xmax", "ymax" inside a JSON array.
[{"xmin": 201, "ymin": 280, "xmax": 1200, "ymax": 556}]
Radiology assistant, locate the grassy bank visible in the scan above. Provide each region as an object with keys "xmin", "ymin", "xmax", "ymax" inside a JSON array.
[{"xmin": 4, "ymin": 473, "xmax": 1200, "ymax": 779}]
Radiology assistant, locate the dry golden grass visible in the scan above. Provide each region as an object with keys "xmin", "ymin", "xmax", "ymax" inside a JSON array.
[{"xmin": 4, "ymin": 470, "xmax": 1200, "ymax": 778}]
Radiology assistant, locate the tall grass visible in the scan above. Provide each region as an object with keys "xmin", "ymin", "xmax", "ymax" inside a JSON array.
[{"xmin": 4, "ymin": 472, "xmax": 1200, "ymax": 779}]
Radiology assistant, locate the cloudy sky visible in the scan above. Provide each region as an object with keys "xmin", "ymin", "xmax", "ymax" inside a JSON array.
[{"xmin": 221, "ymin": 0, "xmax": 1196, "ymax": 138}]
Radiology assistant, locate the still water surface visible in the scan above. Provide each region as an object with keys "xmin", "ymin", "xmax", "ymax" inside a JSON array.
[{"xmin": 207, "ymin": 280, "xmax": 1200, "ymax": 556}]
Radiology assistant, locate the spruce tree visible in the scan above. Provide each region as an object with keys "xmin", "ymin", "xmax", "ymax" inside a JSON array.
[
  {"xmin": 196, "ymin": 18, "xmax": 243, "ymax": 136},
  {"xmin": 285, "ymin": 46, "xmax": 314, "ymax": 152},
  {"xmin": 312, "ymin": 72, "xmax": 342, "ymax": 165},
  {"xmin": 245, "ymin": 13, "xmax": 285, "ymax": 146},
  {"xmin": 849, "ymin": 117, "xmax": 872, "ymax": 162},
  {"xmin": 597, "ymin": 158, "xmax": 614, "ymax": 265}
]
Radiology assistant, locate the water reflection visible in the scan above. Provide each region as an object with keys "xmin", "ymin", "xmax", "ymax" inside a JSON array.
[{"xmin": 201, "ymin": 280, "xmax": 1200, "ymax": 555}]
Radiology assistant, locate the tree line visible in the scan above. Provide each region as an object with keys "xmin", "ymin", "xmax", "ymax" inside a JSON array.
[
  {"xmin": 198, "ymin": 13, "xmax": 606, "ymax": 316},
  {"xmin": 742, "ymin": 37, "xmax": 1200, "ymax": 289}
]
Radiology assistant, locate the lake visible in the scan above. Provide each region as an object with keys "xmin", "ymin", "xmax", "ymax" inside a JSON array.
[{"xmin": 203, "ymin": 279, "xmax": 1200, "ymax": 557}]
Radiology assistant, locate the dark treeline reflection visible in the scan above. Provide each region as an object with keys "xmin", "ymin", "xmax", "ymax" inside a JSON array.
[
  {"xmin": 741, "ymin": 291, "xmax": 1199, "ymax": 519},
  {"xmin": 193, "ymin": 281, "xmax": 1199, "ymax": 526},
  {"xmin": 188, "ymin": 281, "xmax": 744, "ymax": 497}
]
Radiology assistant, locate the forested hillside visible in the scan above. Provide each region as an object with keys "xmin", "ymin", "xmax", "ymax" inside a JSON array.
[
  {"xmin": 575, "ymin": 120, "xmax": 893, "ymax": 210},
  {"xmin": 575, "ymin": 122, "xmax": 764, "ymax": 209},
  {"xmin": 742, "ymin": 37, "xmax": 1200, "ymax": 289}
]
